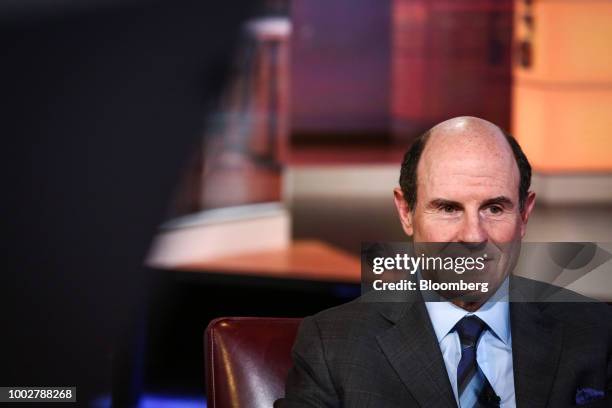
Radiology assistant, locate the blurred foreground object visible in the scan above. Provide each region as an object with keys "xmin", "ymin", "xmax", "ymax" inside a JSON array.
[
  {"xmin": 0, "ymin": 0, "xmax": 255, "ymax": 405},
  {"xmin": 150, "ymin": 11, "xmax": 293, "ymax": 269}
]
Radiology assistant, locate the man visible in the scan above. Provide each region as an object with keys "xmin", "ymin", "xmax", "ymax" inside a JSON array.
[{"xmin": 277, "ymin": 117, "xmax": 612, "ymax": 407}]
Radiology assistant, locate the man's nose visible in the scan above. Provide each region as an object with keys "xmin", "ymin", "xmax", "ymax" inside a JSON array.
[{"xmin": 457, "ymin": 211, "xmax": 488, "ymax": 246}]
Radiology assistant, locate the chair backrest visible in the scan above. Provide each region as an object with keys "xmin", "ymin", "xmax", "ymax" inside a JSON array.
[{"xmin": 205, "ymin": 317, "xmax": 302, "ymax": 408}]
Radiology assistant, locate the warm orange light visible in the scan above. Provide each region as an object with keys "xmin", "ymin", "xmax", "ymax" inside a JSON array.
[{"xmin": 513, "ymin": 0, "xmax": 612, "ymax": 172}]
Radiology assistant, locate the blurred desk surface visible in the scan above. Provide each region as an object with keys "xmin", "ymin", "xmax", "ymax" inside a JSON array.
[{"xmin": 175, "ymin": 240, "xmax": 361, "ymax": 283}]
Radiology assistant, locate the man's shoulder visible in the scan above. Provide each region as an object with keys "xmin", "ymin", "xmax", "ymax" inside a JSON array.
[
  {"xmin": 303, "ymin": 295, "xmax": 407, "ymax": 340},
  {"xmin": 540, "ymin": 299, "xmax": 612, "ymax": 330},
  {"xmin": 309, "ymin": 296, "xmax": 388, "ymax": 325},
  {"xmin": 511, "ymin": 275, "xmax": 612, "ymax": 330}
]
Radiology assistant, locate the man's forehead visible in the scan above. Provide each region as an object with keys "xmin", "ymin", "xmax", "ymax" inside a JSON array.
[
  {"xmin": 419, "ymin": 167, "xmax": 519, "ymax": 201},
  {"xmin": 417, "ymin": 118, "xmax": 520, "ymax": 198},
  {"xmin": 421, "ymin": 151, "xmax": 518, "ymax": 177}
]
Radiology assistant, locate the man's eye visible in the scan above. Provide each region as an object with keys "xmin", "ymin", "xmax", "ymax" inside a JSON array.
[
  {"xmin": 441, "ymin": 205, "xmax": 456, "ymax": 213},
  {"xmin": 488, "ymin": 206, "xmax": 503, "ymax": 214}
]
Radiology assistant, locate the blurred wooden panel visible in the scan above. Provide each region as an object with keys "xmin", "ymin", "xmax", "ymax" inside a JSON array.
[
  {"xmin": 391, "ymin": 0, "xmax": 513, "ymax": 138},
  {"xmin": 176, "ymin": 240, "xmax": 361, "ymax": 283},
  {"xmin": 291, "ymin": 0, "xmax": 391, "ymax": 136}
]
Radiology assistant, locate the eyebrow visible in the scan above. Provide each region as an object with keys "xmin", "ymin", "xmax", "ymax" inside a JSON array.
[
  {"xmin": 427, "ymin": 199, "xmax": 463, "ymax": 209},
  {"xmin": 481, "ymin": 196, "xmax": 514, "ymax": 209}
]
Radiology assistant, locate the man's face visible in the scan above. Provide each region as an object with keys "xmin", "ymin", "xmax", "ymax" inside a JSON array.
[
  {"xmin": 393, "ymin": 118, "xmax": 536, "ymax": 300},
  {"xmin": 410, "ymin": 138, "xmax": 528, "ymax": 244}
]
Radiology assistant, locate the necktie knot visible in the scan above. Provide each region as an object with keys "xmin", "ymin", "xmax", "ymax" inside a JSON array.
[{"xmin": 455, "ymin": 315, "xmax": 487, "ymax": 347}]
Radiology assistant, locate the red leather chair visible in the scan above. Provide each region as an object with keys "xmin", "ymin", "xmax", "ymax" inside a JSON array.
[{"xmin": 205, "ymin": 317, "xmax": 302, "ymax": 408}]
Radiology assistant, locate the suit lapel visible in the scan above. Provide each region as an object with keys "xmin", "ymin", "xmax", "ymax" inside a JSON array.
[
  {"xmin": 376, "ymin": 300, "xmax": 457, "ymax": 408},
  {"xmin": 510, "ymin": 301, "xmax": 563, "ymax": 408},
  {"xmin": 372, "ymin": 276, "xmax": 564, "ymax": 408}
]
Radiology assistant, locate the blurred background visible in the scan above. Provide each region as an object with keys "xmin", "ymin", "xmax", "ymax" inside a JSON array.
[{"xmin": 3, "ymin": 0, "xmax": 611, "ymax": 407}]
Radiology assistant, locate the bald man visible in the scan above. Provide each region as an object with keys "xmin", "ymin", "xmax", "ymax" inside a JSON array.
[{"xmin": 276, "ymin": 117, "xmax": 612, "ymax": 408}]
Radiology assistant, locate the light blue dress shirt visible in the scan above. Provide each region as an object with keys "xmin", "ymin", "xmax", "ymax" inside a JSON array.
[{"xmin": 424, "ymin": 278, "xmax": 516, "ymax": 408}]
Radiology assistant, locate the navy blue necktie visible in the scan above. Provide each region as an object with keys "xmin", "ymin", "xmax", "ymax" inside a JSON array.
[{"xmin": 455, "ymin": 315, "xmax": 500, "ymax": 408}]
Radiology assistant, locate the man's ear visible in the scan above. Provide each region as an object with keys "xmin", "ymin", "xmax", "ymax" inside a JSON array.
[
  {"xmin": 519, "ymin": 191, "xmax": 536, "ymax": 237},
  {"xmin": 393, "ymin": 187, "xmax": 414, "ymax": 237}
]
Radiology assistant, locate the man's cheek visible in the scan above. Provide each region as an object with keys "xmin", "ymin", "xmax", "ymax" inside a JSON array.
[
  {"xmin": 416, "ymin": 219, "xmax": 459, "ymax": 242},
  {"xmin": 484, "ymin": 218, "xmax": 523, "ymax": 242}
]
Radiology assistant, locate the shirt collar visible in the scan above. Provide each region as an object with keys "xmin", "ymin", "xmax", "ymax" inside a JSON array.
[{"xmin": 424, "ymin": 277, "xmax": 511, "ymax": 345}]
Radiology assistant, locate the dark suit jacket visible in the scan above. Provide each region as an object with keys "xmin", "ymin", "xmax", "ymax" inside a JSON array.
[{"xmin": 276, "ymin": 277, "xmax": 612, "ymax": 407}]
